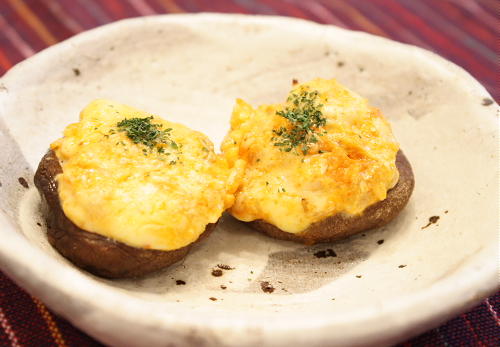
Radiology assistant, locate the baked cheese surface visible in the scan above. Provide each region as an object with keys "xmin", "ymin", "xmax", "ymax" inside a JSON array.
[
  {"xmin": 222, "ymin": 78, "xmax": 399, "ymax": 233},
  {"xmin": 52, "ymin": 99, "xmax": 237, "ymax": 250}
]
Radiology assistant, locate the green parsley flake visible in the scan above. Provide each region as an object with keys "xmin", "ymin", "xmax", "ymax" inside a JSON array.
[
  {"xmin": 272, "ymin": 89, "xmax": 326, "ymax": 155},
  {"xmin": 115, "ymin": 116, "xmax": 179, "ymax": 160}
]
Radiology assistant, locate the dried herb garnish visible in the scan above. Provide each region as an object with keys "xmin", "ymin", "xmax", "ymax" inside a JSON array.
[
  {"xmin": 116, "ymin": 116, "xmax": 172, "ymax": 147},
  {"xmin": 115, "ymin": 116, "xmax": 178, "ymax": 159},
  {"xmin": 272, "ymin": 89, "xmax": 326, "ymax": 154}
]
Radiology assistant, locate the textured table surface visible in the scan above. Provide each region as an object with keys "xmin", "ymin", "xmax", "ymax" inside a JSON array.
[{"xmin": 0, "ymin": 0, "xmax": 498, "ymax": 346}]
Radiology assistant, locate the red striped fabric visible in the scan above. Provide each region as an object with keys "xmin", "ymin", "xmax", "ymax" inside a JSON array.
[{"xmin": 0, "ymin": 1, "xmax": 498, "ymax": 346}]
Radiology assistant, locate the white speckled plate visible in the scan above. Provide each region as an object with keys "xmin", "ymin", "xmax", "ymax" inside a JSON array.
[{"xmin": 0, "ymin": 14, "xmax": 498, "ymax": 347}]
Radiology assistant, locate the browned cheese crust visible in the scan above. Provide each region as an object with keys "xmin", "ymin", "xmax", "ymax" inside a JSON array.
[
  {"xmin": 34, "ymin": 150, "xmax": 216, "ymax": 279},
  {"xmin": 248, "ymin": 150, "xmax": 414, "ymax": 244}
]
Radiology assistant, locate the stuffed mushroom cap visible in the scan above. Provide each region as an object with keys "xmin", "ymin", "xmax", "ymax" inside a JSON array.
[
  {"xmin": 35, "ymin": 99, "xmax": 239, "ymax": 277},
  {"xmin": 222, "ymin": 78, "xmax": 413, "ymax": 243}
]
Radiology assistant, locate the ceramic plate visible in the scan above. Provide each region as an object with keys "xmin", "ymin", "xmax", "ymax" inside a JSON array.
[{"xmin": 0, "ymin": 14, "xmax": 497, "ymax": 347}]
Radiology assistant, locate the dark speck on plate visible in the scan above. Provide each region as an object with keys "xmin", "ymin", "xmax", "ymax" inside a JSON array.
[
  {"xmin": 260, "ymin": 281, "xmax": 275, "ymax": 293},
  {"xmin": 217, "ymin": 264, "xmax": 234, "ymax": 270},
  {"xmin": 481, "ymin": 98, "xmax": 493, "ymax": 106},
  {"xmin": 398, "ymin": 265, "xmax": 407, "ymax": 268},
  {"xmin": 211, "ymin": 269, "xmax": 223, "ymax": 277},
  {"xmin": 421, "ymin": 216, "xmax": 440, "ymax": 229},
  {"xmin": 314, "ymin": 248, "xmax": 337, "ymax": 258},
  {"xmin": 209, "ymin": 297, "xmax": 217, "ymax": 301},
  {"xmin": 72, "ymin": 68, "xmax": 81, "ymax": 76},
  {"xmin": 175, "ymin": 280, "xmax": 186, "ymax": 285},
  {"xmin": 377, "ymin": 239, "xmax": 384, "ymax": 245},
  {"xmin": 18, "ymin": 177, "xmax": 29, "ymax": 189}
]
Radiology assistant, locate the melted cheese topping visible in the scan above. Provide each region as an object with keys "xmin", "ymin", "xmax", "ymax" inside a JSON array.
[
  {"xmin": 222, "ymin": 78, "xmax": 399, "ymax": 233},
  {"xmin": 51, "ymin": 99, "xmax": 238, "ymax": 251}
]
